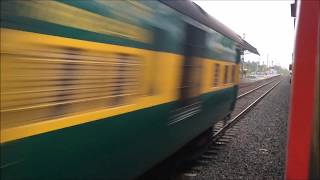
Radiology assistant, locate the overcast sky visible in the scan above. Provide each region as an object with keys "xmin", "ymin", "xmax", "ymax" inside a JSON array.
[{"xmin": 193, "ymin": 0, "xmax": 295, "ymax": 69}]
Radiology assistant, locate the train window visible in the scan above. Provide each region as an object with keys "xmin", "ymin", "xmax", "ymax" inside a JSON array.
[
  {"xmin": 110, "ymin": 53, "xmax": 141, "ymax": 106},
  {"xmin": 1, "ymin": 46, "xmax": 143, "ymax": 128},
  {"xmin": 231, "ymin": 65, "xmax": 236, "ymax": 83},
  {"xmin": 213, "ymin": 63, "xmax": 220, "ymax": 87},
  {"xmin": 224, "ymin": 65, "xmax": 229, "ymax": 84}
]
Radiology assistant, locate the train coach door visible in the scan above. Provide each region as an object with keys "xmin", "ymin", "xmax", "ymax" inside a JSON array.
[{"xmin": 169, "ymin": 24, "xmax": 205, "ymax": 125}]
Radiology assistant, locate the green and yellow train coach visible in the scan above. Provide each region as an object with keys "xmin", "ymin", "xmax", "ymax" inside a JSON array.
[{"xmin": 0, "ymin": 0, "xmax": 258, "ymax": 179}]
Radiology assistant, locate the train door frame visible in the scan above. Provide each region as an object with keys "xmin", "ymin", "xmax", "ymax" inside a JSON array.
[{"xmin": 168, "ymin": 24, "xmax": 205, "ymax": 125}]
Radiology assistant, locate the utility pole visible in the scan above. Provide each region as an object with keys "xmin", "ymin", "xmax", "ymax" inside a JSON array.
[
  {"xmin": 241, "ymin": 33, "xmax": 246, "ymax": 79},
  {"xmin": 267, "ymin": 53, "xmax": 269, "ymax": 68},
  {"xmin": 258, "ymin": 57, "xmax": 261, "ymax": 73},
  {"xmin": 240, "ymin": 52, "xmax": 244, "ymax": 78}
]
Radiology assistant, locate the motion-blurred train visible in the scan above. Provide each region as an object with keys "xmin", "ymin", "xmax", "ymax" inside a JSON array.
[{"xmin": 0, "ymin": 0, "xmax": 258, "ymax": 179}]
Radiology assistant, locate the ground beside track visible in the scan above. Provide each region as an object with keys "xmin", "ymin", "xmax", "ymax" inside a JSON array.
[{"xmin": 196, "ymin": 76, "xmax": 290, "ymax": 179}]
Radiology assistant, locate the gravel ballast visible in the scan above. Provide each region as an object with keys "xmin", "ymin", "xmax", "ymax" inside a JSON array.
[{"xmin": 197, "ymin": 77, "xmax": 290, "ymax": 179}]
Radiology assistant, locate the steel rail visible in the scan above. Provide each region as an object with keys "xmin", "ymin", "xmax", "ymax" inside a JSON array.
[
  {"xmin": 237, "ymin": 78, "xmax": 279, "ymax": 99},
  {"xmin": 239, "ymin": 75, "xmax": 280, "ymax": 88},
  {"xmin": 213, "ymin": 80, "xmax": 281, "ymax": 141}
]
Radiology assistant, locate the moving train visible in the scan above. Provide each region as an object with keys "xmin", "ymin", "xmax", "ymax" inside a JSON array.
[{"xmin": 0, "ymin": 0, "xmax": 258, "ymax": 179}]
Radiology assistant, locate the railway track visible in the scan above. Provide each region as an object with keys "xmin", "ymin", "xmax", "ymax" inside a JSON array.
[
  {"xmin": 175, "ymin": 78, "xmax": 282, "ymax": 180},
  {"xmin": 237, "ymin": 78, "xmax": 278, "ymax": 99},
  {"xmin": 238, "ymin": 75, "xmax": 280, "ymax": 89}
]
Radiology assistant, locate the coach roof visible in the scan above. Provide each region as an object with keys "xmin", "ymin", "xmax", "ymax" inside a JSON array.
[{"xmin": 159, "ymin": 0, "xmax": 259, "ymax": 55}]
